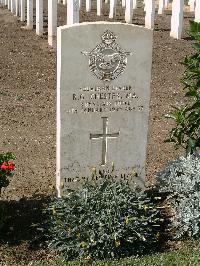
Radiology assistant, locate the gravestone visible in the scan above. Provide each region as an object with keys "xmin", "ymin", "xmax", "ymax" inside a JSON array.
[
  {"xmin": 195, "ymin": 0, "xmax": 200, "ymax": 22},
  {"xmin": 158, "ymin": 0, "xmax": 165, "ymax": 15},
  {"xmin": 57, "ymin": 22, "xmax": 153, "ymax": 197},
  {"xmin": 170, "ymin": 0, "xmax": 184, "ymax": 39},
  {"xmin": 27, "ymin": 0, "xmax": 33, "ymax": 29},
  {"xmin": 109, "ymin": 0, "xmax": 116, "ymax": 19},
  {"xmin": 125, "ymin": 0, "xmax": 133, "ymax": 24},
  {"xmin": 36, "ymin": 0, "xmax": 43, "ymax": 36},
  {"xmin": 20, "ymin": 0, "xmax": 25, "ymax": 22},
  {"xmin": 48, "ymin": 0, "xmax": 57, "ymax": 47},
  {"xmin": 145, "ymin": 0, "xmax": 155, "ymax": 30}
]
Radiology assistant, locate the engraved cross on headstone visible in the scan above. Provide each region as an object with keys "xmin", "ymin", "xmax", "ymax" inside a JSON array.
[{"xmin": 90, "ymin": 117, "xmax": 120, "ymax": 166}]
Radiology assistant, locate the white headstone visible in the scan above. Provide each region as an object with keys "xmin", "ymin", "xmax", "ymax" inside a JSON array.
[
  {"xmin": 8, "ymin": 0, "xmax": 11, "ymax": 10},
  {"xmin": 189, "ymin": 0, "xmax": 195, "ymax": 12},
  {"xmin": 97, "ymin": 0, "xmax": 102, "ymax": 16},
  {"xmin": 36, "ymin": 0, "xmax": 43, "ymax": 36},
  {"xmin": 145, "ymin": 0, "xmax": 155, "ymax": 29},
  {"xmin": 56, "ymin": 22, "xmax": 153, "ymax": 197},
  {"xmin": 86, "ymin": 0, "xmax": 91, "ymax": 12},
  {"xmin": 27, "ymin": 0, "xmax": 33, "ymax": 29},
  {"xmin": 15, "ymin": 0, "xmax": 20, "ymax": 16},
  {"xmin": 170, "ymin": 0, "xmax": 184, "ymax": 39},
  {"xmin": 195, "ymin": 0, "xmax": 200, "ymax": 22},
  {"xmin": 48, "ymin": 0, "xmax": 57, "ymax": 46},
  {"xmin": 133, "ymin": 0, "xmax": 137, "ymax": 9},
  {"xmin": 11, "ymin": 0, "xmax": 15, "ymax": 13},
  {"xmin": 67, "ymin": 0, "xmax": 79, "ymax": 25},
  {"xmin": 20, "ymin": 0, "xmax": 25, "ymax": 21},
  {"xmin": 158, "ymin": 0, "xmax": 165, "ymax": 14},
  {"xmin": 125, "ymin": 0, "xmax": 133, "ymax": 23},
  {"xmin": 165, "ymin": 0, "xmax": 169, "ymax": 8},
  {"xmin": 109, "ymin": 0, "xmax": 116, "ymax": 18}
]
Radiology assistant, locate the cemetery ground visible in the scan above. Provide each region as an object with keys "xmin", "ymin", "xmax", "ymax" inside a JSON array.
[{"xmin": 0, "ymin": 1, "xmax": 200, "ymax": 265}]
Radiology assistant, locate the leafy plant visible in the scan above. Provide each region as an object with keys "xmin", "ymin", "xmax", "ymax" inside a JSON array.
[
  {"xmin": 165, "ymin": 20, "xmax": 200, "ymax": 155},
  {"xmin": 0, "ymin": 152, "xmax": 15, "ymax": 193},
  {"xmin": 156, "ymin": 154, "xmax": 200, "ymax": 239},
  {"xmin": 42, "ymin": 178, "xmax": 165, "ymax": 261},
  {"xmin": 0, "ymin": 152, "xmax": 15, "ymax": 230}
]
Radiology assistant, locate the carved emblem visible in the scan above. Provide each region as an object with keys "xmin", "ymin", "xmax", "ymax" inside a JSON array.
[{"xmin": 82, "ymin": 30, "xmax": 132, "ymax": 82}]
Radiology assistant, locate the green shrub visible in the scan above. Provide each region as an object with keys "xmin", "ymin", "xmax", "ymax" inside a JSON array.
[
  {"xmin": 43, "ymin": 179, "xmax": 164, "ymax": 261},
  {"xmin": 156, "ymin": 154, "xmax": 200, "ymax": 239},
  {"xmin": 165, "ymin": 20, "xmax": 200, "ymax": 155}
]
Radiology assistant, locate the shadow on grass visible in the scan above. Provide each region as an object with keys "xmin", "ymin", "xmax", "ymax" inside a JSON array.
[{"xmin": 0, "ymin": 194, "xmax": 51, "ymax": 249}]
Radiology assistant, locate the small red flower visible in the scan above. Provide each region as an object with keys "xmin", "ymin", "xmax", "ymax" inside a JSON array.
[{"xmin": 1, "ymin": 161, "xmax": 15, "ymax": 171}]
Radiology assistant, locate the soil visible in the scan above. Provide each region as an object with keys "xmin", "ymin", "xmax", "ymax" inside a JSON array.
[{"xmin": 0, "ymin": 1, "xmax": 195, "ymax": 265}]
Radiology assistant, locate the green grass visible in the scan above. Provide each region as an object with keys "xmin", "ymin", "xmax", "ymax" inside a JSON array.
[{"xmin": 27, "ymin": 240, "xmax": 200, "ymax": 266}]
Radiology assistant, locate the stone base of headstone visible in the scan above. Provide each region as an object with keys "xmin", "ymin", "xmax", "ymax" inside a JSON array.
[{"xmin": 48, "ymin": 36, "xmax": 57, "ymax": 49}]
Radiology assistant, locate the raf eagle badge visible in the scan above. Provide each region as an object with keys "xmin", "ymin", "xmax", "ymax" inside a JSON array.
[{"xmin": 82, "ymin": 30, "xmax": 132, "ymax": 82}]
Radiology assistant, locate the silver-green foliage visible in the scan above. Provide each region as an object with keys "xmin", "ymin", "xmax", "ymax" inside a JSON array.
[
  {"xmin": 156, "ymin": 154, "xmax": 200, "ymax": 239},
  {"xmin": 43, "ymin": 179, "xmax": 164, "ymax": 260}
]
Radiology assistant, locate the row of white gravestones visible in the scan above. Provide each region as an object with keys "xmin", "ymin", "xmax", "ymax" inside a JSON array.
[
  {"xmin": 1, "ymin": 0, "xmax": 200, "ymax": 44},
  {"xmin": 56, "ymin": 22, "xmax": 153, "ymax": 197},
  {"xmin": 170, "ymin": 0, "xmax": 200, "ymax": 38},
  {"xmin": 76, "ymin": 0, "xmax": 200, "ymax": 39},
  {"xmin": 66, "ymin": 0, "xmax": 155, "ymax": 29},
  {"xmin": 0, "ymin": 0, "xmax": 154, "ymax": 46},
  {"xmin": 5, "ymin": 0, "xmax": 153, "ymax": 31},
  {"xmin": 189, "ymin": 0, "xmax": 195, "ymax": 12},
  {"xmin": 66, "ymin": 0, "xmax": 191, "ymax": 40},
  {"xmin": 0, "ymin": 0, "xmax": 58, "ymax": 46}
]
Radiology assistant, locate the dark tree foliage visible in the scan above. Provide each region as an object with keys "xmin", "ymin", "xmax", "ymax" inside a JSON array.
[{"xmin": 166, "ymin": 21, "xmax": 200, "ymax": 155}]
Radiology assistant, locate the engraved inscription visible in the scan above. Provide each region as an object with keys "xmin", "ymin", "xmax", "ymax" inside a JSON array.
[
  {"xmin": 61, "ymin": 164, "xmax": 142, "ymax": 184},
  {"xmin": 82, "ymin": 30, "xmax": 132, "ymax": 81},
  {"xmin": 66, "ymin": 85, "xmax": 144, "ymax": 114},
  {"xmin": 90, "ymin": 117, "xmax": 120, "ymax": 165}
]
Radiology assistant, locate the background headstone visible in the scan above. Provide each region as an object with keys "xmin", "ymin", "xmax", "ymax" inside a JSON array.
[
  {"xmin": 48, "ymin": 0, "xmax": 57, "ymax": 47},
  {"xmin": 27, "ymin": 0, "xmax": 33, "ymax": 29},
  {"xmin": 125, "ymin": 0, "xmax": 133, "ymax": 23},
  {"xmin": 170, "ymin": 0, "xmax": 184, "ymax": 39},
  {"xmin": 145, "ymin": 0, "xmax": 155, "ymax": 29},
  {"xmin": 67, "ymin": 0, "xmax": 79, "ymax": 25},
  {"xmin": 20, "ymin": 0, "xmax": 25, "ymax": 21},
  {"xmin": 109, "ymin": 0, "xmax": 116, "ymax": 18},
  {"xmin": 195, "ymin": 0, "xmax": 200, "ymax": 22},
  {"xmin": 36, "ymin": 0, "xmax": 43, "ymax": 36}
]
